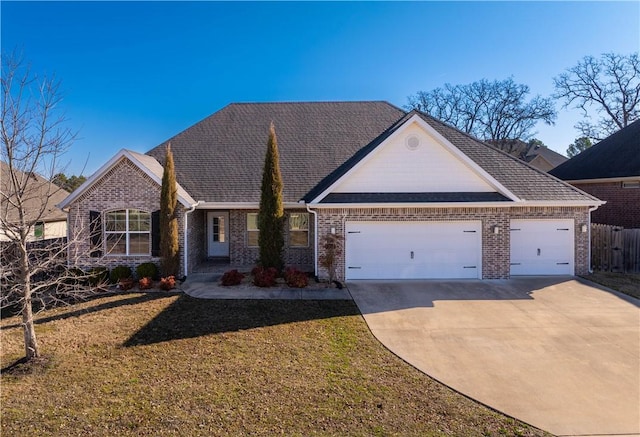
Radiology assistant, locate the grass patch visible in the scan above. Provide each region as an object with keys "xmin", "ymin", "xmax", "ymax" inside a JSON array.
[
  {"xmin": 1, "ymin": 293, "xmax": 548, "ymax": 436},
  {"xmin": 581, "ymin": 271, "xmax": 640, "ymax": 299}
]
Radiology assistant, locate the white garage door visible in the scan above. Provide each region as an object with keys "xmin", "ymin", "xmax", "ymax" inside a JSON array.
[
  {"xmin": 345, "ymin": 221, "xmax": 482, "ymax": 280},
  {"xmin": 510, "ymin": 219, "xmax": 574, "ymax": 275}
]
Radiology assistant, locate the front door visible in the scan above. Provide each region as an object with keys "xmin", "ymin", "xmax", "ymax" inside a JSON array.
[{"xmin": 207, "ymin": 211, "xmax": 229, "ymax": 257}]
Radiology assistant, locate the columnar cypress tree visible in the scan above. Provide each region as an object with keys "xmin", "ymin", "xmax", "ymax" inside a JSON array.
[
  {"xmin": 258, "ymin": 122, "xmax": 284, "ymax": 271},
  {"xmin": 160, "ymin": 143, "xmax": 179, "ymax": 276}
]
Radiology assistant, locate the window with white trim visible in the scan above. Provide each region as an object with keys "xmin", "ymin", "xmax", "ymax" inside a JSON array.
[
  {"xmin": 105, "ymin": 209, "xmax": 151, "ymax": 255},
  {"xmin": 247, "ymin": 213, "xmax": 259, "ymax": 247},
  {"xmin": 289, "ymin": 213, "xmax": 309, "ymax": 247}
]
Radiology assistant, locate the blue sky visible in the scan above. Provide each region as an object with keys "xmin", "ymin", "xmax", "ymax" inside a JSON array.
[{"xmin": 2, "ymin": 1, "xmax": 639, "ymax": 175}]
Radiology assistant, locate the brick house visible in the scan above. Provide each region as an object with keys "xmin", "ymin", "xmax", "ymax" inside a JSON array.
[
  {"xmin": 59, "ymin": 102, "xmax": 603, "ymax": 280},
  {"xmin": 550, "ymin": 120, "xmax": 640, "ymax": 229}
]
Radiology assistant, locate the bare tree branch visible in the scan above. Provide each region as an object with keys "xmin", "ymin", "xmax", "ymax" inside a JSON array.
[
  {"xmin": 554, "ymin": 52, "xmax": 640, "ymax": 141},
  {"xmin": 1, "ymin": 51, "xmax": 98, "ymax": 362},
  {"xmin": 406, "ymin": 78, "xmax": 556, "ymax": 143}
]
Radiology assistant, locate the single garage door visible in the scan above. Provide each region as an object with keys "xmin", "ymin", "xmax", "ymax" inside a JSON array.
[
  {"xmin": 345, "ymin": 221, "xmax": 482, "ymax": 280},
  {"xmin": 510, "ymin": 219, "xmax": 574, "ymax": 275}
]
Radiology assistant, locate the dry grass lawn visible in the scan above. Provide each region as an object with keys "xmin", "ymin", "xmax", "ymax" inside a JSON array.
[
  {"xmin": 1, "ymin": 293, "xmax": 548, "ymax": 436},
  {"xmin": 582, "ymin": 272, "xmax": 640, "ymax": 299}
]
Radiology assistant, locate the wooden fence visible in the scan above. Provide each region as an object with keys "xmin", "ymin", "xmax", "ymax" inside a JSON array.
[{"xmin": 591, "ymin": 224, "xmax": 640, "ymax": 273}]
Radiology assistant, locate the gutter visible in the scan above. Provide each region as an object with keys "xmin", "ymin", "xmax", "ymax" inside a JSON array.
[{"xmin": 183, "ymin": 201, "xmax": 203, "ymax": 277}]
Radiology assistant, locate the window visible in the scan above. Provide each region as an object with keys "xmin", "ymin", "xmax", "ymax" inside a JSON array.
[
  {"xmin": 247, "ymin": 213, "xmax": 259, "ymax": 247},
  {"xmin": 622, "ymin": 181, "xmax": 640, "ymax": 189},
  {"xmin": 34, "ymin": 222, "xmax": 44, "ymax": 240},
  {"xmin": 104, "ymin": 209, "xmax": 151, "ymax": 255},
  {"xmin": 213, "ymin": 216, "xmax": 225, "ymax": 242},
  {"xmin": 289, "ymin": 213, "xmax": 309, "ymax": 247}
]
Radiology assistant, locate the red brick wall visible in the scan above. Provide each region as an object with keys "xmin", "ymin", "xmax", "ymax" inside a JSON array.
[
  {"xmin": 572, "ymin": 181, "xmax": 640, "ymax": 228},
  {"xmin": 67, "ymin": 157, "xmax": 185, "ymax": 275},
  {"xmin": 316, "ymin": 206, "xmax": 590, "ymax": 280},
  {"xmin": 228, "ymin": 209, "xmax": 314, "ymax": 271}
]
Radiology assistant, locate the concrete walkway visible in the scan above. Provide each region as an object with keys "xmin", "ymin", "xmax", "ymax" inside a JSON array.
[
  {"xmin": 181, "ymin": 272, "xmax": 351, "ymax": 300},
  {"xmin": 348, "ymin": 277, "xmax": 640, "ymax": 437}
]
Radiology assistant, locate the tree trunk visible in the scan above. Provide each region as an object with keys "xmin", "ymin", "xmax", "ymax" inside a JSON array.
[{"xmin": 19, "ymin": 244, "xmax": 40, "ymax": 360}]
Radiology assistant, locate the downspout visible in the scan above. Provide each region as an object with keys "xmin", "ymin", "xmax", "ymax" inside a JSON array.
[
  {"xmin": 587, "ymin": 205, "xmax": 599, "ymax": 274},
  {"xmin": 305, "ymin": 203, "xmax": 318, "ymax": 278},
  {"xmin": 183, "ymin": 201, "xmax": 202, "ymax": 277}
]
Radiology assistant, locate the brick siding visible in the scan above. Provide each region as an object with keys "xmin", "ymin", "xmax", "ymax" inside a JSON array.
[
  {"xmin": 316, "ymin": 206, "xmax": 590, "ymax": 281},
  {"xmin": 572, "ymin": 181, "xmax": 640, "ymax": 228},
  {"xmin": 66, "ymin": 157, "xmax": 185, "ymax": 275},
  {"xmin": 227, "ymin": 209, "xmax": 314, "ymax": 271}
]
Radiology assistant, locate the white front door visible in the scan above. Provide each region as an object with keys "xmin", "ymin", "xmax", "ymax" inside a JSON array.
[
  {"xmin": 345, "ymin": 221, "xmax": 482, "ymax": 280},
  {"xmin": 510, "ymin": 219, "xmax": 574, "ymax": 275},
  {"xmin": 207, "ymin": 211, "xmax": 229, "ymax": 257}
]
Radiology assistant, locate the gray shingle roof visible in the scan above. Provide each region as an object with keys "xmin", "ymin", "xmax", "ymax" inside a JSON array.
[
  {"xmin": 145, "ymin": 102, "xmax": 598, "ymax": 205},
  {"xmin": 1, "ymin": 161, "xmax": 69, "ymax": 224},
  {"xmin": 146, "ymin": 102, "xmax": 405, "ymax": 203},
  {"xmin": 549, "ymin": 120, "xmax": 640, "ymax": 181},
  {"xmin": 416, "ymin": 113, "xmax": 599, "ymax": 202}
]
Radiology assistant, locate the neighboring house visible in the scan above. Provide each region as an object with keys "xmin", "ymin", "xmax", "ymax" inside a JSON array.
[
  {"xmin": 487, "ymin": 139, "xmax": 568, "ymax": 172},
  {"xmin": 550, "ymin": 120, "xmax": 640, "ymax": 229},
  {"xmin": 59, "ymin": 102, "xmax": 603, "ymax": 280},
  {"xmin": 1, "ymin": 161, "xmax": 69, "ymax": 242}
]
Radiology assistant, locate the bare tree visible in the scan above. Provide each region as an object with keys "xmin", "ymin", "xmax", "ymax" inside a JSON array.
[
  {"xmin": 1, "ymin": 53, "xmax": 98, "ymax": 362},
  {"xmin": 407, "ymin": 78, "xmax": 557, "ymax": 143},
  {"xmin": 554, "ymin": 52, "xmax": 640, "ymax": 141}
]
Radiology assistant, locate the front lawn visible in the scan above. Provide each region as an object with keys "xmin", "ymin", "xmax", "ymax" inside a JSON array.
[
  {"xmin": 1, "ymin": 293, "xmax": 547, "ymax": 436},
  {"xmin": 582, "ymin": 271, "xmax": 640, "ymax": 299}
]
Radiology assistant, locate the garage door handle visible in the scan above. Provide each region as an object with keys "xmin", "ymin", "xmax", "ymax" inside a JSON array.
[
  {"xmin": 348, "ymin": 266, "xmax": 361, "ymax": 269},
  {"xmin": 537, "ymin": 248, "xmax": 541, "ymax": 256},
  {"xmin": 410, "ymin": 251, "xmax": 414, "ymax": 259},
  {"xmin": 556, "ymin": 262, "xmax": 569, "ymax": 265}
]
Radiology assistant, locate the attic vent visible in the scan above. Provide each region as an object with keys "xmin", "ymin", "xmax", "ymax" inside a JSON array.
[{"xmin": 405, "ymin": 135, "xmax": 421, "ymax": 151}]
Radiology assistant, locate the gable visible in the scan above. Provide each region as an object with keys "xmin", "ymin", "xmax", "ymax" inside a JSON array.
[
  {"xmin": 332, "ymin": 122, "xmax": 496, "ymax": 194},
  {"xmin": 58, "ymin": 149, "xmax": 195, "ymax": 209}
]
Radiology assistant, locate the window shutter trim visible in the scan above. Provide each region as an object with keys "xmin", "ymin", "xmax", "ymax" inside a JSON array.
[{"xmin": 89, "ymin": 210, "xmax": 103, "ymax": 257}]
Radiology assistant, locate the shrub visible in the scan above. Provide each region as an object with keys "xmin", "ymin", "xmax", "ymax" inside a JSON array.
[
  {"xmin": 136, "ymin": 262, "xmax": 159, "ymax": 280},
  {"xmin": 221, "ymin": 269, "xmax": 244, "ymax": 286},
  {"xmin": 118, "ymin": 277, "xmax": 135, "ymax": 291},
  {"xmin": 138, "ymin": 277, "xmax": 154, "ymax": 290},
  {"xmin": 252, "ymin": 266, "xmax": 277, "ymax": 288},
  {"xmin": 110, "ymin": 265, "xmax": 132, "ymax": 284},
  {"xmin": 285, "ymin": 267, "xmax": 309, "ymax": 288},
  {"xmin": 88, "ymin": 267, "xmax": 109, "ymax": 287},
  {"xmin": 159, "ymin": 276, "xmax": 176, "ymax": 291}
]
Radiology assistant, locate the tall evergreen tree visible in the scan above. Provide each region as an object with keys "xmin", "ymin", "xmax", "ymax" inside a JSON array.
[
  {"xmin": 160, "ymin": 143, "xmax": 179, "ymax": 276},
  {"xmin": 258, "ymin": 122, "xmax": 284, "ymax": 271}
]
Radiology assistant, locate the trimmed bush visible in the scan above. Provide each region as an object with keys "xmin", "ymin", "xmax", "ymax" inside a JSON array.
[
  {"xmin": 285, "ymin": 267, "xmax": 309, "ymax": 288},
  {"xmin": 136, "ymin": 262, "xmax": 159, "ymax": 280},
  {"xmin": 252, "ymin": 266, "xmax": 277, "ymax": 288},
  {"xmin": 221, "ymin": 269, "xmax": 244, "ymax": 286},
  {"xmin": 138, "ymin": 277, "xmax": 154, "ymax": 290},
  {"xmin": 88, "ymin": 267, "xmax": 109, "ymax": 287},
  {"xmin": 159, "ymin": 276, "xmax": 176, "ymax": 291},
  {"xmin": 118, "ymin": 277, "xmax": 135, "ymax": 291},
  {"xmin": 110, "ymin": 265, "xmax": 132, "ymax": 284}
]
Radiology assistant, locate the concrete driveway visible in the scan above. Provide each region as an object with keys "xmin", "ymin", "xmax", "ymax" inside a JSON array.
[{"xmin": 348, "ymin": 277, "xmax": 640, "ymax": 436}]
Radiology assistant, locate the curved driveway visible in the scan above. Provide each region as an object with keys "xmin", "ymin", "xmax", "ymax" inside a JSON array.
[{"xmin": 348, "ymin": 277, "xmax": 640, "ymax": 436}]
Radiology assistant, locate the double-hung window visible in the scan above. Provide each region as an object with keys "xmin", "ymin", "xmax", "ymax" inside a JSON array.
[
  {"xmin": 289, "ymin": 213, "xmax": 309, "ymax": 247},
  {"xmin": 105, "ymin": 209, "xmax": 151, "ymax": 255},
  {"xmin": 247, "ymin": 213, "xmax": 259, "ymax": 247}
]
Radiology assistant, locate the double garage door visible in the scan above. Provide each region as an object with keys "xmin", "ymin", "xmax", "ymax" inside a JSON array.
[
  {"xmin": 344, "ymin": 219, "xmax": 575, "ymax": 280},
  {"xmin": 345, "ymin": 221, "xmax": 482, "ymax": 280}
]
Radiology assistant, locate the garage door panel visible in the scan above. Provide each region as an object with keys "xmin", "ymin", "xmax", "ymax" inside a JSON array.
[
  {"xmin": 345, "ymin": 221, "xmax": 481, "ymax": 280},
  {"xmin": 510, "ymin": 220, "xmax": 574, "ymax": 276}
]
